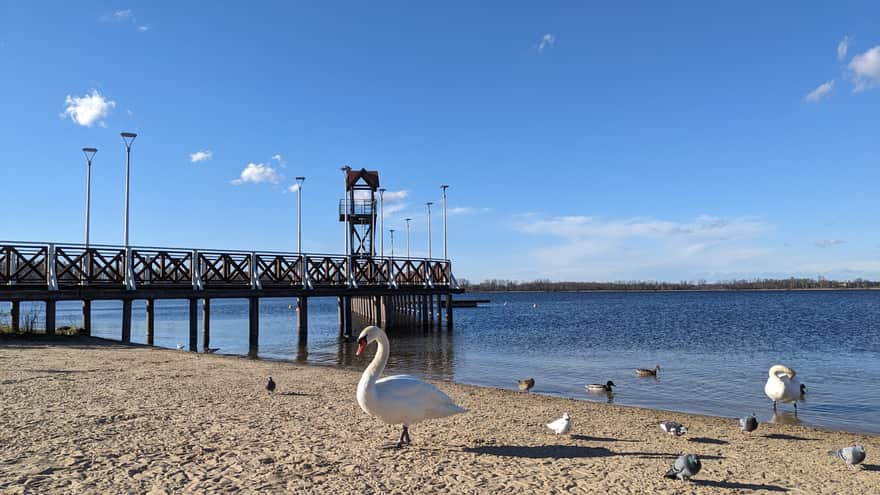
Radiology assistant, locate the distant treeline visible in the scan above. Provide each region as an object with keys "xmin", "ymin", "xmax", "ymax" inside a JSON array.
[{"xmin": 459, "ymin": 278, "xmax": 880, "ymax": 292}]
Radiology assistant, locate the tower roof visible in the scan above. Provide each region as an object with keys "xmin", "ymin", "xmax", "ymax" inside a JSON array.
[{"xmin": 346, "ymin": 168, "xmax": 380, "ymax": 190}]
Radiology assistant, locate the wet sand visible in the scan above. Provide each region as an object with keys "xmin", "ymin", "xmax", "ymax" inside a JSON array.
[{"xmin": 0, "ymin": 336, "xmax": 877, "ymax": 494}]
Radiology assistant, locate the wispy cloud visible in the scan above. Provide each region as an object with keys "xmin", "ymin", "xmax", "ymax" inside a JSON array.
[
  {"xmin": 804, "ymin": 80, "xmax": 834, "ymax": 102},
  {"xmin": 815, "ymin": 239, "xmax": 844, "ymax": 248},
  {"xmin": 101, "ymin": 9, "xmax": 132, "ymax": 22},
  {"xmin": 189, "ymin": 150, "xmax": 212, "ymax": 163},
  {"xmin": 271, "ymin": 153, "xmax": 286, "ymax": 168},
  {"xmin": 61, "ymin": 89, "xmax": 116, "ymax": 127},
  {"xmin": 848, "ymin": 45, "xmax": 880, "ymax": 92},
  {"xmin": 231, "ymin": 163, "xmax": 280, "ymax": 185},
  {"xmin": 288, "ymin": 183, "xmax": 301, "ymax": 193},
  {"xmin": 517, "ymin": 214, "xmax": 769, "ymax": 280},
  {"xmin": 137, "ymin": 25, "xmax": 150, "ymax": 32},
  {"xmin": 838, "ymin": 35, "xmax": 850, "ymax": 61},
  {"xmin": 538, "ymin": 33, "xmax": 555, "ymax": 54}
]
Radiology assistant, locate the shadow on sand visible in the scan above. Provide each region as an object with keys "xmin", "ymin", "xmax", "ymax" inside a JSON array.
[
  {"xmin": 688, "ymin": 437, "xmax": 729, "ymax": 445},
  {"xmin": 463, "ymin": 445, "xmax": 613, "ymax": 459},
  {"xmin": 570, "ymin": 434, "xmax": 638, "ymax": 443},
  {"xmin": 861, "ymin": 464, "xmax": 880, "ymax": 472},
  {"xmin": 763, "ymin": 433, "xmax": 817, "ymax": 441},
  {"xmin": 693, "ymin": 479, "xmax": 788, "ymax": 492}
]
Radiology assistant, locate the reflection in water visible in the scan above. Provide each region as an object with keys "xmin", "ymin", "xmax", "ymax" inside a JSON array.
[
  {"xmin": 770, "ymin": 410, "xmax": 802, "ymax": 426},
  {"xmin": 332, "ymin": 325, "xmax": 457, "ymax": 382},
  {"xmin": 587, "ymin": 389, "xmax": 615, "ymax": 404}
]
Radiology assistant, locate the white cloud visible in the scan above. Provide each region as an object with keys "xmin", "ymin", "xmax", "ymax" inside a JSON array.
[
  {"xmin": 804, "ymin": 80, "xmax": 834, "ymax": 102},
  {"xmin": 382, "ymin": 190, "xmax": 408, "ymax": 202},
  {"xmin": 517, "ymin": 214, "xmax": 770, "ymax": 280},
  {"xmin": 102, "ymin": 9, "xmax": 133, "ymax": 22},
  {"xmin": 815, "ymin": 239, "xmax": 844, "ymax": 248},
  {"xmin": 61, "ymin": 89, "xmax": 116, "ymax": 127},
  {"xmin": 448, "ymin": 207, "xmax": 475, "ymax": 216},
  {"xmin": 231, "ymin": 163, "xmax": 280, "ymax": 185},
  {"xmin": 138, "ymin": 25, "xmax": 150, "ymax": 32},
  {"xmin": 838, "ymin": 35, "xmax": 850, "ymax": 61},
  {"xmin": 288, "ymin": 183, "xmax": 301, "ymax": 193},
  {"xmin": 271, "ymin": 154, "xmax": 283, "ymax": 162},
  {"xmin": 190, "ymin": 150, "xmax": 212, "ymax": 163},
  {"xmin": 848, "ymin": 45, "xmax": 880, "ymax": 91},
  {"xmin": 538, "ymin": 33, "xmax": 555, "ymax": 54}
]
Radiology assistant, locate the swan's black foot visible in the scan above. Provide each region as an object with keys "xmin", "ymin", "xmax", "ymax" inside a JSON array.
[{"xmin": 772, "ymin": 401, "xmax": 777, "ymax": 411}]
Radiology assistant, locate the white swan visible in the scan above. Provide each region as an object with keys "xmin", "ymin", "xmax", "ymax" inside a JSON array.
[
  {"xmin": 764, "ymin": 365, "xmax": 803, "ymax": 413},
  {"xmin": 355, "ymin": 326, "xmax": 466, "ymax": 448}
]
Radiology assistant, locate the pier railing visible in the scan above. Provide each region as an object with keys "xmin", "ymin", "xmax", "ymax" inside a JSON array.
[{"xmin": 0, "ymin": 242, "xmax": 454, "ymax": 292}]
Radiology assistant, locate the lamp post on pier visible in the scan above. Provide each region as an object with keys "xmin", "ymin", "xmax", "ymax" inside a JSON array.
[
  {"xmin": 120, "ymin": 132, "xmax": 137, "ymax": 292},
  {"xmin": 341, "ymin": 166, "xmax": 351, "ymax": 284},
  {"xmin": 440, "ymin": 185, "xmax": 449, "ymax": 260},
  {"xmin": 82, "ymin": 148, "xmax": 98, "ymax": 251},
  {"xmin": 389, "ymin": 229, "xmax": 395, "ymax": 259},
  {"xmin": 378, "ymin": 188, "xmax": 386, "ymax": 257},
  {"xmin": 405, "ymin": 218, "xmax": 412, "ymax": 258},
  {"xmin": 426, "ymin": 202, "xmax": 434, "ymax": 260},
  {"xmin": 295, "ymin": 177, "xmax": 305, "ymax": 256}
]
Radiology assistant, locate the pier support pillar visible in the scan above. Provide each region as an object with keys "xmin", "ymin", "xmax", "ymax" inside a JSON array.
[
  {"xmin": 10, "ymin": 301, "xmax": 19, "ymax": 333},
  {"xmin": 248, "ymin": 297, "xmax": 259, "ymax": 358},
  {"xmin": 202, "ymin": 298, "xmax": 210, "ymax": 352},
  {"xmin": 145, "ymin": 299, "xmax": 155, "ymax": 346},
  {"xmin": 297, "ymin": 297, "xmax": 308, "ymax": 343},
  {"xmin": 436, "ymin": 294, "xmax": 442, "ymax": 327},
  {"xmin": 121, "ymin": 299, "xmax": 132, "ymax": 343},
  {"xmin": 373, "ymin": 296, "xmax": 382, "ymax": 327},
  {"xmin": 82, "ymin": 300, "xmax": 91, "ymax": 336},
  {"xmin": 337, "ymin": 296, "xmax": 345, "ymax": 337},
  {"xmin": 45, "ymin": 300, "xmax": 55, "ymax": 335},
  {"xmin": 188, "ymin": 298, "xmax": 198, "ymax": 352},
  {"xmin": 421, "ymin": 295, "xmax": 428, "ymax": 329},
  {"xmin": 344, "ymin": 296, "xmax": 353, "ymax": 337},
  {"xmin": 445, "ymin": 293, "xmax": 453, "ymax": 329}
]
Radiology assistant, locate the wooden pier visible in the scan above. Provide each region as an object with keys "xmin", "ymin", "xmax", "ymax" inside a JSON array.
[{"xmin": 0, "ymin": 242, "xmax": 461, "ymax": 356}]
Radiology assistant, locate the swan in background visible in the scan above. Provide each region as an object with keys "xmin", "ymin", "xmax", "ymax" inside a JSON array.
[
  {"xmin": 356, "ymin": 326, "xmax": 466, "ymax": 448},
  {"xmin": 636, "ymin": 365, "xmax": 660, "ymax": 376},
  {"xmin": 764, "ymin": 365, "xmax": 803, "ymax": 413}
]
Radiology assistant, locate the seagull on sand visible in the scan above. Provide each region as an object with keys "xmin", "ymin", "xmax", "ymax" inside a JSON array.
[
  {"xmin": 176, "ymin": 343, "xmax": 185, "ymax": 350},
  {"xmin": 547, "ymin": 413, "xmax": 572, "ymax": 435},
  {"xmin": 266, "ymin": 377, "xmax": 276, "ymax": 394},
  {"xmin": 659, "ymin": 421, "xmax": 687, "ymax": 436},
  {"xmin": 205, "ymin": 347, "xmax": 220, "ymax": 354},
  {"xmin": 829, "ymin": 446, "xmax": 866, "ymax": 470},
  {"xmin": 664, "ymin": 454, "xmax": 701, "ymax": 481},
  {"xmin": 518, "ymin": 378, "xmax": 535, "ymax": 392},
  {"xmin": 739, "ymin": 413, "xmax": 759, "ymax": 433}
]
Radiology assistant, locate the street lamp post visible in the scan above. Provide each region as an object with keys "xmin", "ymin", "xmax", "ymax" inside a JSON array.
[
  {"xmin": 426, "ymin": 202, "xmax": 434, "ymax": 260},
  {"xmin": 405, "ymin": 218, "xmax": 412, "ymax": 258},
  {"xmin": 295, "ymin": 177, "xmax": 305, "ymax": 256},
  {"xmin": 378, "ymin": 188, "xmax": 386, "ymax": 258},
  {"xmin": 440, "ymin": 185, "xmax": 449, "ymax": 260}
]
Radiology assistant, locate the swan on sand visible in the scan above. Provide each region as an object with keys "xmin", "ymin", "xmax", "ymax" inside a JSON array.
[
  {"xmin": 355, "ymin": 326, "xmax": 467, "ymax": 448},
  {"xmin": 764, "ymin": 365, "xmax": 803, "ymax": 413}
]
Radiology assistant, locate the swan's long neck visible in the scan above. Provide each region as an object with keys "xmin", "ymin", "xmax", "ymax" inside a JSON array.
[
  {"xmin": 360, "ymin": 333, "xmax": 390, "ymax": 387},
  {"xmin": 768, "ymin": 365, "xmax": 795, "ymax": 379}
]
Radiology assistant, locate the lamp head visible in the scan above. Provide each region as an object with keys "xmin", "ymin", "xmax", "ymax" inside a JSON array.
[
  {"xmin": 82, "ymin": 147, "xmax": 98, "ymax": 162},
  {"xmin": 120, "ymin": 132, "xmax": 137, "ymax": 147}
]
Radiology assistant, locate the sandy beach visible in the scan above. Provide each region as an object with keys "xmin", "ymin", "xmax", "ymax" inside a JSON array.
[{"xmin": 1, "ymin": 336, "xmax": 877, "ymax": 494}]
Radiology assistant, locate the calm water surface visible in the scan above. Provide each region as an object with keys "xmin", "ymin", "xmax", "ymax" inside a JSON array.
[{"xmin": 13, "ymin": 290, "xmax": 880, "ymax": 434}]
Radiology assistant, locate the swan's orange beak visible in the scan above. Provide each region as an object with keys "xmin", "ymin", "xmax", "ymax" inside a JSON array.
[{"xmin": 355, "ymin": 337, "xmax": 368, "ymax": 356}]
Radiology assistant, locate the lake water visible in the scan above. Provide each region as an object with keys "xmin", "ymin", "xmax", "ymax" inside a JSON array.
[{"xmin": 7, "ymin": 290, "xmax": 880, "ymax": 434}]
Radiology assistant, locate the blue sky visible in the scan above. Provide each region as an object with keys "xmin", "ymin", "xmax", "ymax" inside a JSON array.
[{"xmin": 1, "ymin": 2, "xmax": 879, "ymax": 282}]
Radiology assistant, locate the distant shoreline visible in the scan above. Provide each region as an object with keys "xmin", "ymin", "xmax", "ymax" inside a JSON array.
[{"xmin": 464, "ymin": 287, "xmax": 880, "ymax": 294}]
